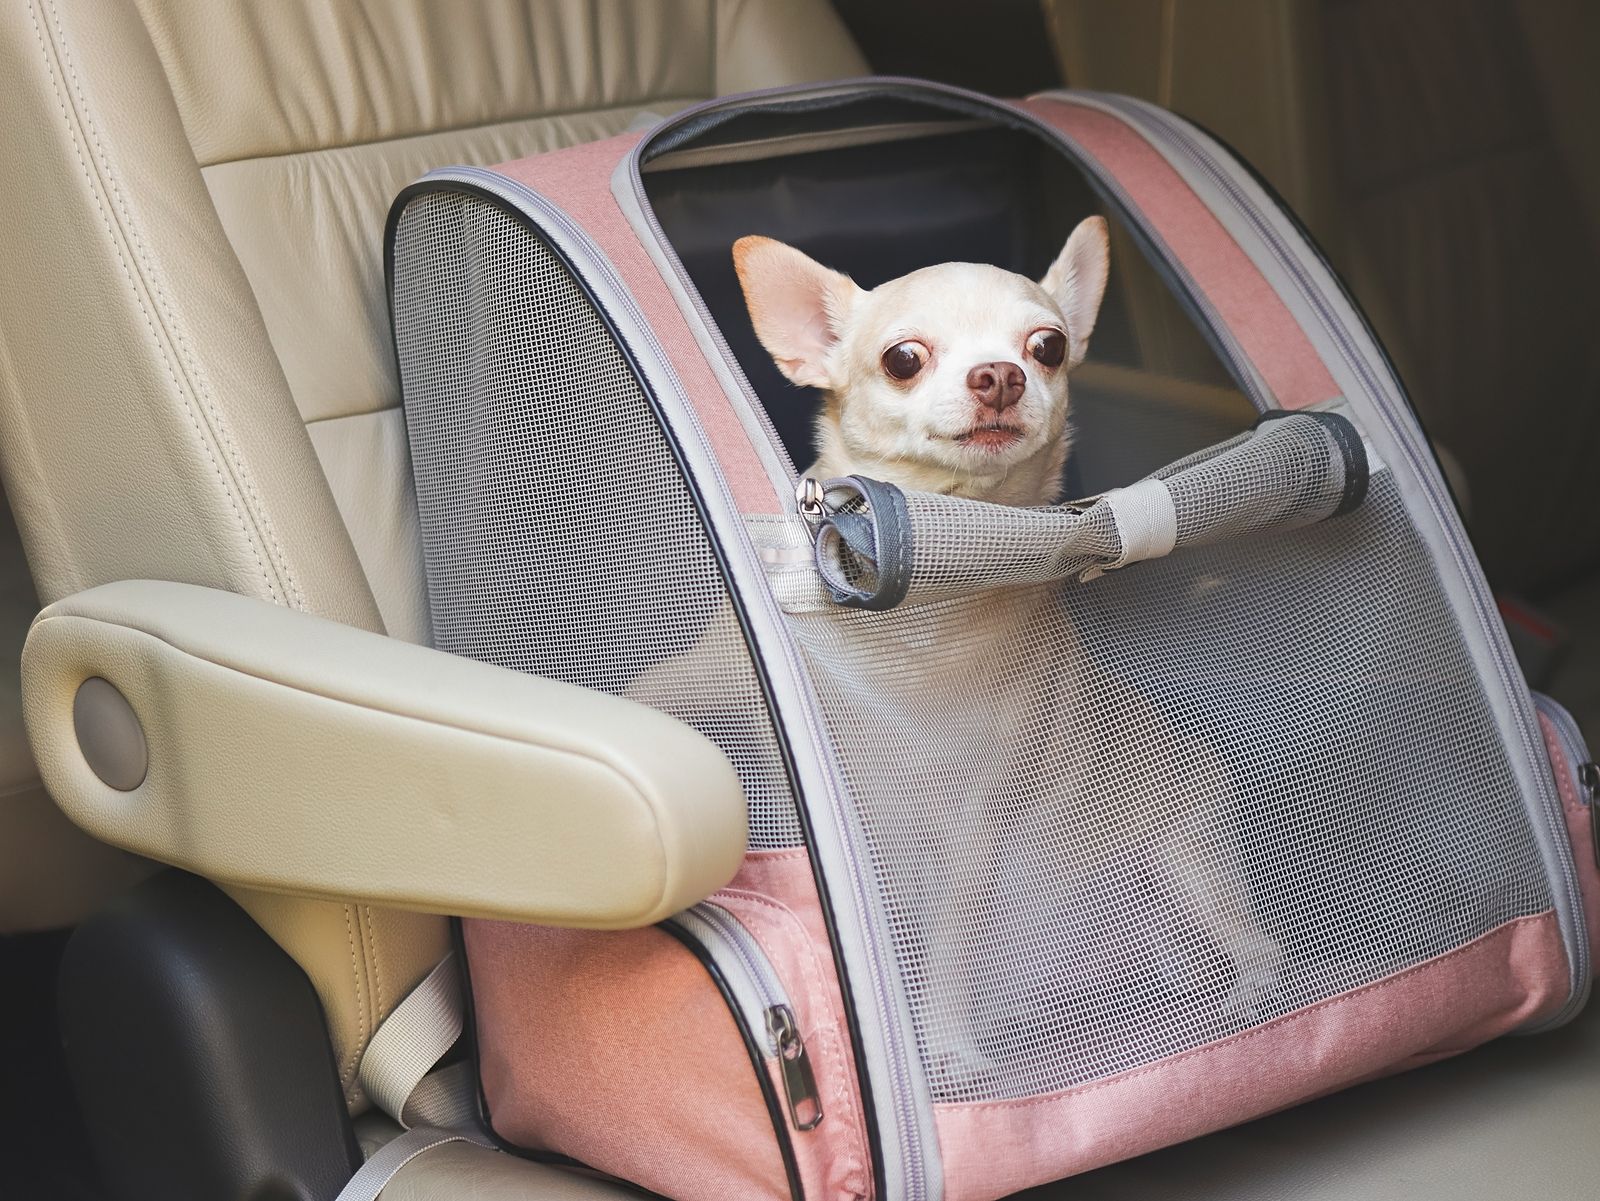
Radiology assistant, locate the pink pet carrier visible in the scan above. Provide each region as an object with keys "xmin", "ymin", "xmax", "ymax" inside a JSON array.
[{"xmin": 385, "ymin": 80, "xmax": 1599, "ymax": 1201}]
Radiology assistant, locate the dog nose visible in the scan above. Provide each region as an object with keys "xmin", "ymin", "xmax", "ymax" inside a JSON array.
[{"xmin": 967, "ymin": 361, "xmax": 1026, "ymax": 412}]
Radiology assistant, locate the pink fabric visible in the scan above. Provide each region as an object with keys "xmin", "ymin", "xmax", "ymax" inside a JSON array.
[
  {"xmin": 494, "ymin": 137, "xmax": 784, "ymax": 515},
  {"xmin": 1539, "ymin": 711, "xmax": 1600, "ymax": 963},
  {"xmin": 1020, "ymin": 97, "xmax": 1340, "ymax": 412},
  {"xmin": 934, "ymin": 911, "xmax": 1568, "ymax": 1201},
  {"xmin": 720, "ymin": 850, "xmax": 873, "ymax": 1201},
  {"xmin": 464, "ymin": 920, "xmax": 790, "ymax": 1201},
  {"xmin": 729, "ymin": 848, "xmax": 839, "ymax": 954}
]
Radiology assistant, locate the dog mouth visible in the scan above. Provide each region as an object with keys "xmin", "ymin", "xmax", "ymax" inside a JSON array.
[{"xmin": 951, "ymin": 420, "xmax": 1026, "ymax": 451}]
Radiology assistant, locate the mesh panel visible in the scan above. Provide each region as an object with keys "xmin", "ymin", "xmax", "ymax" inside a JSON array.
[
  {"xmin": 774, "ymin": 469, "xmax": 1550, "ymax": 1101},
  {"xmin": 392, "ymin": 188, "xmax": 800, "ymax": 848}
]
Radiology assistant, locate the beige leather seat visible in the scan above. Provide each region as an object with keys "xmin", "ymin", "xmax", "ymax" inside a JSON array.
[{"xmin": 0, "ymin": 0, "xmax": 863, "ymax": 1194}]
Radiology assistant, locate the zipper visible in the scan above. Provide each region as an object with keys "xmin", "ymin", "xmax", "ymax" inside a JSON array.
[
  {"xmin": 1534, "ymin": 693, "xmax": 1600, "ymax": 870},
  {"xmin": 770, "ymin": 1002, "xmax": 826, "ymax": 1132},
  {"xmin": 669, "ymin": 903, "xmax": 823, "ymax": 1132},
  {"xmin": 1041, "ymin": 90, "xmax": 1594, "ymax": 1018}
]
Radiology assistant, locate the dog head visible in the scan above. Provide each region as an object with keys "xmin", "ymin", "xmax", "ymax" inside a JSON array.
[{"xmin": 733, "ymin": 217, "xmax": 1110, "ymax": 504}]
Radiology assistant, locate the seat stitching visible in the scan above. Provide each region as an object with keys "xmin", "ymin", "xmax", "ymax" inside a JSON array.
[
  {"xmin": 356, "ymin": 904, "xmax": 380, "ymax": 1098},
  {"xmin": 363, "ymin": 903, "xmax": 386, "ymax": 1019},
  {"xmin": 27, "ymin": 0, "xmax": 283, "ymax": 606},
  {"xmin": 341, "ymin": 902, "xmax": 368, "ymax": 1095},
  {"xmin": 51, "ymin": 0, "xmax": 308, "ymax": 610},
  {"xmin": 45, "ymin": 0, "xmax": 309, "ymax": 612},
  {"xmin": 196, "ymin": 95, "xmax": 705, "ymax": 169}
]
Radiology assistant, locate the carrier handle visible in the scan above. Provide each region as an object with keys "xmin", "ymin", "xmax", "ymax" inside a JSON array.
[{"xmin": 806, "ymin": 410, "xmax": 1368, "ymax": 611}]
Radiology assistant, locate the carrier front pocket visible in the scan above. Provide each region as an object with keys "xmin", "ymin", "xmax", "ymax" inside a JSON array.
[
  {"xmin": 674, "ymin": 897, "xmax": 872, "ymax": 1201},
  {"xmin": 462, "ymin": 919, "xmax": 797, "ymax": 1201}
]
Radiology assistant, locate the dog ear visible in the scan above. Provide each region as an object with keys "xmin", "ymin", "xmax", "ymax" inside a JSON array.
[
  {"xmin": 1040, "ymin": 216, "xmax": 1111, "ymax": 368},
  {"xmin": 733, "ymin": 236, "xmax": 860, "ymax": 389}
]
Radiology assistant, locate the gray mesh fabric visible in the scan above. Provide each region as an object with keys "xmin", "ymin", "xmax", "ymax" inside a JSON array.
[
  {"xmin": 391, "ymin": 188, "xmax": 801, "ymax": 848},
  {"xmin": 768, "ymin": 465, "xmax": 1550, "ymax": 1102}
]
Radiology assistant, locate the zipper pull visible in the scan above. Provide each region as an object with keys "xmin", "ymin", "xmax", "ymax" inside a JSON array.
[
  {"xmin": 766, "ymin": 1004, "xmax": 823, "ymax": 1131},
  {"xmin": 796, "ymin": 477, "xmax": 829, "ymax": 543},
  {"xmin": 796, "ymin": 476, "xmax": 826, "ymax": 519},
  {"xmin": 1579, "ymin": 761, "xmax": 1599, "ymax": 868}
]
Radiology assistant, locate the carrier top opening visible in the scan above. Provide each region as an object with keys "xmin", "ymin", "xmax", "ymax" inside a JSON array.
[{"xmin": 636, "ymin": 87, "xmax": 1256, "ymax": 491}]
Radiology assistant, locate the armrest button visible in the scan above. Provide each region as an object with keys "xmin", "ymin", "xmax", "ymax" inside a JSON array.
[{"xmin": 73, "ymin": 677, "xmax": 148, "ymax": 791}]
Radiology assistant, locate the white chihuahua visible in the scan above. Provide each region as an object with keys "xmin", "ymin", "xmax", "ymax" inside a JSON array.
[
  {"xmin": 732, "ymin": 219, "xmax": 1108, "ymax": 506},
  {"xmin": 731, "ymin": 220, "xmax": 1283, "ymax": 1089}
]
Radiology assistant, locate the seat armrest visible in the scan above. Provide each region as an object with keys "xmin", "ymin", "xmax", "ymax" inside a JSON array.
[{"xmin": 21, "ymin": 581, "xmax": 747, "ymax": 927}]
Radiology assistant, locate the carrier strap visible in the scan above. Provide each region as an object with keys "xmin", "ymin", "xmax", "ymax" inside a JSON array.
[
  {"xmin": 812, "ymin": 474, "xmax": 913, "ymax": 610},
  {"xmin": 1100, "ymin": 478, "xmax": 1179, "ymax": 574},
  {"xmin": 1256, "ymin": 409, "xmax": 1370, "ymax": 517}
]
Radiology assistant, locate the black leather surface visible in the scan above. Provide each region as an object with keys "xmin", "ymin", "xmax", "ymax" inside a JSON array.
[{"xmin": 57, "ymin": 870, "xmax": 361, "ymax": 1201}]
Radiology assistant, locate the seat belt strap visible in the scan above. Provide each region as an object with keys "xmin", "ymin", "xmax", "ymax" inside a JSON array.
[
  {"xmin": 358, "ymin": 952, "xmax": 466, "ymax": 1127},
  {"xmin": 334, "ymin": 951, "xmax": 499, "ymax": 1201},
  {"xmin": 333, "ymin": 1125, "xmax": 494, "ymax": 1201}
]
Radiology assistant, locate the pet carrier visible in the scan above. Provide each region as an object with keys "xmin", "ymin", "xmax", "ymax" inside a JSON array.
[{"xmin": 385, "ymin": 79, "xmax": 1599, "ymax": 1201}]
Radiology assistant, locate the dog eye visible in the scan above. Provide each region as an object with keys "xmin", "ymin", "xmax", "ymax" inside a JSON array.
[
  {"xmin": 881, "ymin": 341, "xmax": 928, "ymax": 381},
  {"xmin": 1028, "ymin": 329, "xmax": 1067, "ymax": 368}
]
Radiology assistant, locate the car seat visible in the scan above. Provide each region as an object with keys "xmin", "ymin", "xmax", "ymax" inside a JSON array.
[{"xmin": 0, "ymin": 1, "xmax": 865, "ymax": 1196}]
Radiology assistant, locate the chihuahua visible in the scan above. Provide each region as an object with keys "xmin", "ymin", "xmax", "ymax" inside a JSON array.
[
  {"xmin": 731, "ymin": 220, "xmax": 1283, "ymax": 1090},
  {"xmin": 731, "ymin": 219, "xmax": 1109, "ymax": 506}
]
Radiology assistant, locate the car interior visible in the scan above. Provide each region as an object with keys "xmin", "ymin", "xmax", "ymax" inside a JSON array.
[{"xmin": 0, "ymin": 2, "xmax": 1595, "ymax": 1199}]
